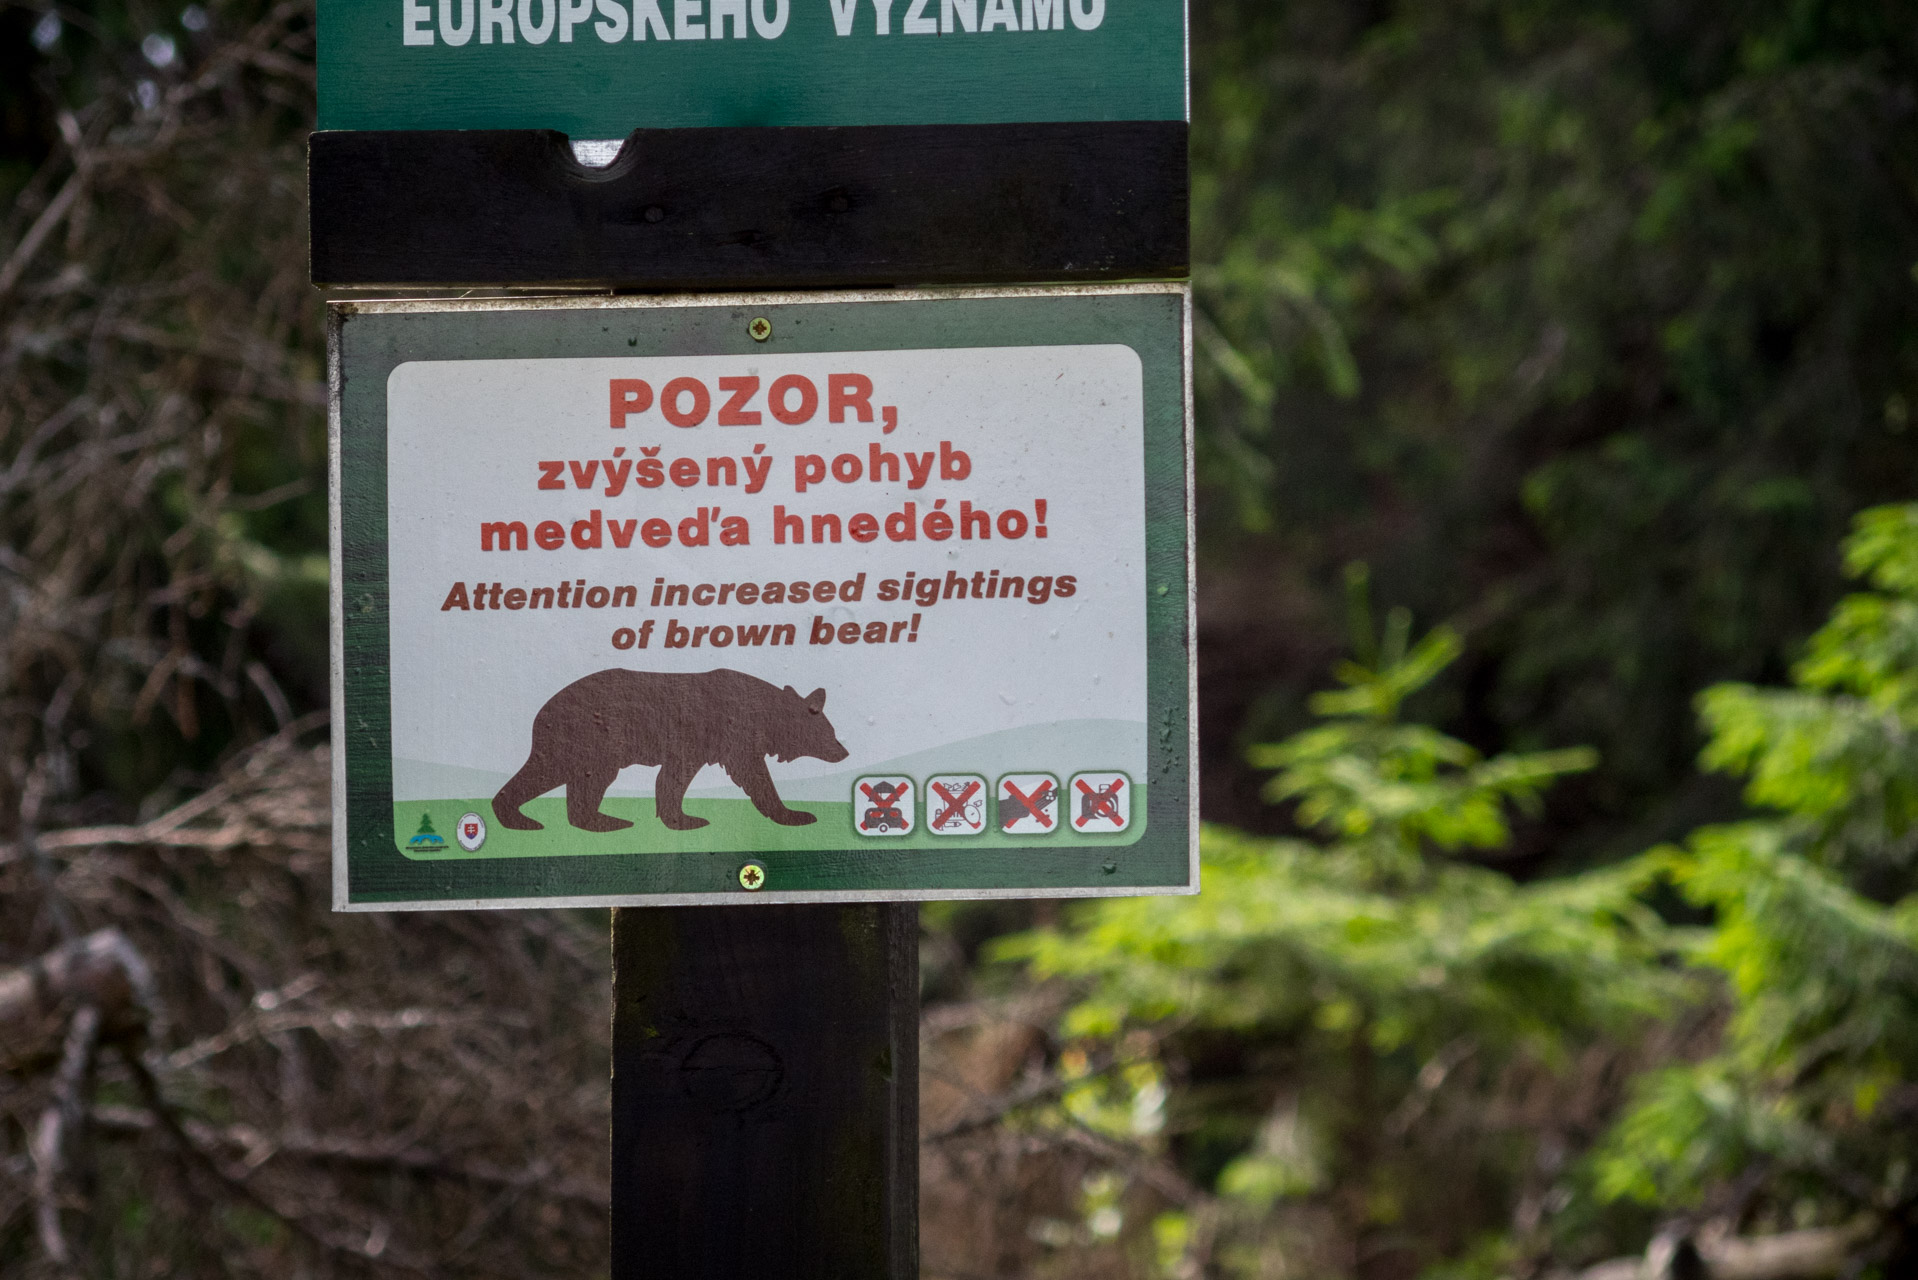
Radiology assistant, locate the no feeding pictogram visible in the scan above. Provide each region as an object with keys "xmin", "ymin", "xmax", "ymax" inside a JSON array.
[
  {"xmin": 1070, "ymin": 772, "xmax": 1131, "ymax": 833},
  {"xmin": 926, "ymin": 775, "xmax": 987, "ymax": 836},
  {"xmin": 997, "ymin": 774, "xmax": 1060, "ymax": 836},
  {"xmin": 854, "ymin": 776, "xmax": 915, "ymax": 837}
]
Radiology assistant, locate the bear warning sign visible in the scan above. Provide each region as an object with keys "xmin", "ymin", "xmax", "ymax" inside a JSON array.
[{"xmin": 329, "ymin": 285, "xmax": 1194, "ymax": 908}]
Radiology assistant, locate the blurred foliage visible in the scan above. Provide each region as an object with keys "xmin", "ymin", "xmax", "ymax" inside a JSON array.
[
  {"xmin": 0, "ymin": 0, "xmax": 328, "ymax": 825},
  {"xmin": 1002, "ymin": 574, "xmax": 1687, "ymax": 1276},
  {"xmin": 1004, "ymin": 506, "xmax": 1918, "ymax": 1276},
  {"xmin": 1586, "ymin": 504, "xmax": 1918, "ymax": 1272},
  {"xmin": 1192, "ymin": 0, "xmax": 1918, "ymax": 858},
  {"xmin": 7, "ymin": 0, "xmax": 1918, "ymax": 1276},
  {"xmin": 0, "ymin": 5, "xmax": 626, "ymax": 1277}
]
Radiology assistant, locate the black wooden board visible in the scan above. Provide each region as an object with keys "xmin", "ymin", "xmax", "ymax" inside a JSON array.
[
  {"xmin": 308, "ymin": 121, "xmax": 1187, "ymax": 289},
  {"xmin": 610, "ymin": 904, "xmax": 918, "ymax": 1279}
]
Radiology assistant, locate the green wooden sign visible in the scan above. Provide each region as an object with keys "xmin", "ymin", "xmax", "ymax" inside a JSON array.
[
  {"xmin": 317, "ymin": 0, "xmax": 1185, "ymax": 135},
  {"xmin": 329, "ymin": 285, "xmax": 1194, "ymax": 908}
]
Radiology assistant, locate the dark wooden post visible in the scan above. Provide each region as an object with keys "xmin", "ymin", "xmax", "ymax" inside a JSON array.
[{"xmin": 611, "ymin": 904, "xmax": 918, "ymax": 1278}]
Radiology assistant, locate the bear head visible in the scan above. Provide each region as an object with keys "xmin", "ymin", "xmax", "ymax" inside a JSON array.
[{"xmin": 775, "ymin": 685, "xmax": 850, "ymax": 764}]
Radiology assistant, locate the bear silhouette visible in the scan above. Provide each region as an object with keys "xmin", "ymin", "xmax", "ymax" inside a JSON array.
[{"xmin": 491, "ymin": 668, "xmax": 848, "ymax": 833}]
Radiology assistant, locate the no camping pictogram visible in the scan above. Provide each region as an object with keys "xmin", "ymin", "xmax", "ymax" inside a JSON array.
[
  {"xmin": 926, "ymin": 775, "xmax": 987, "ymax": 836},
  {"xmin": 1070, "ymin": 772, "xmax": 1131, "ymax": 833},
  {"xmin": 854, "ymin": 776, "xmax": 915, "ymax": 837},
  {"xmin": 997, "ymin": 773, "xmax": 1060, "ymax": 836}
]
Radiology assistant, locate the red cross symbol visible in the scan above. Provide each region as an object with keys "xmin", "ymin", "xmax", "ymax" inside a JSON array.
[
  {"xmin": 1074, "ymin": 776, "xmax": 1126, "ymax": 828},
  {"xmin": 931, "ymin": 780, "xmax": 982, "ymax": 830},
  {"xmin": 1000, "ymin": 779, "xmax": 1056, "ymax": 830}
]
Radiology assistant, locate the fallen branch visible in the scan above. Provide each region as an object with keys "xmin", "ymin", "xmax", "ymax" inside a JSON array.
[
  {"xmin": 0, "ymin": 713, "xmax": 330, "ymax": 868},
  {"xmin": 0, "ymin": 929, "xmax": 162, "ymax": 1070},
  {"xmin": 1570, "ymin": 1220, "xmax": 1877, "ymax": 1280},
  {"xmin": 120, "ymin": 1050, "xmax": 438, "ymax": 1276},
  {"xmin": 32, "ymin": 823, "xmax": 306, "ymax": 853},
  {"xmin": 922, "ymin": 1052, "xmax": 1119, "ymax": 1144},
  {"xmin": 88, "ymin": 1105, "xmax": 609, "ymax": 1210},
  {"xmin": 0, "ymin": 167, "xmax": 87, "ymax": 309},
  {"xmin": 29, "ymin": 1005, "xmax": 101, "ymax": 1272},
  {"xmin": 167, "ymin": 1005, "xmax": 487, "ymax": 1071},
  {"xmin": 1044, "ymin": 1117, "xmax": 1209, "ymax": 1209}
]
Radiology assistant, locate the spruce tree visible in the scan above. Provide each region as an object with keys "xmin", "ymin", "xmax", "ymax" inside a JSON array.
[{"xmin": 1590, "ymin": 505, "xmax": 1918, "ymax": 1270}]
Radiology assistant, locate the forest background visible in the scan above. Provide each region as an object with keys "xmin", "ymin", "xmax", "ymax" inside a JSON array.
[{"xmin": 3, "ymin": 0, "xmax": 1917, "ymax": 1277}]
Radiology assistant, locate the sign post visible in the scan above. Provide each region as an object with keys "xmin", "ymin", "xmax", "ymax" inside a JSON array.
[
  {"xmin": 610, "ymin": 903, "xmax": 919, "ymax": 1276},
  {"xmin": 315, "ymin": 2, "xmax": 1190, "ymax": 1272}
]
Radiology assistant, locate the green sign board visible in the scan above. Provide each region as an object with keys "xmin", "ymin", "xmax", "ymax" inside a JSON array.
[
  {"xmin": 318, "ymin": 0, "xmax": 1185, "ymax": 135},
  {"xmin": 329, "ymin": 285, "xmax": 1194, "ymax": 909}
]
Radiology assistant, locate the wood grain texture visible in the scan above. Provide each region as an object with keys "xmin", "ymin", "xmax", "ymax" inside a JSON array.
[
  {"xmin": 610, "ymin": 904, "xmax": 918, "ymax": 1279},
  {"xmin": 308, "ymin": 122, "xmax": 1188, "ymax": 289}
]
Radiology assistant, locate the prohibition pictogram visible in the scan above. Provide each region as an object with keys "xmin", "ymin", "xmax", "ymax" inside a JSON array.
[
  {"xmin": 854, "ymin": 776, "xmax": 914, "ymax": 837},
  {"xmin": 1070, "ymin": 772, "xmax": 1131, "ymax": 833},
  {"xmin": 997, "ymin": 773, "xmax": 1060, "ymax": 836},
  {"xmin": 926, "ymin": 775, "xmax": 987, "ymax": 836}
]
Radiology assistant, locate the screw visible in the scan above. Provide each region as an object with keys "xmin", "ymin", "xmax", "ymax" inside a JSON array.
[
  {"xmin": 748, "ymin": 317, "xmax": 772, "ymax": 342},
  {"xmin": 738, "ymin": 861, "xmax": 767, "ymax": 891}
]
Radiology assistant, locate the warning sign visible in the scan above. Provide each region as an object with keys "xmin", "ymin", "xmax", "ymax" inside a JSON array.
[{"xmin": 329, "ymin": 286, "xmax": 1194, "ymax": 908}]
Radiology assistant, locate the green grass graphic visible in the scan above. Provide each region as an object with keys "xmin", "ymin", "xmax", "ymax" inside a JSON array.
[{"xmin": 393, "ymin": 789, "xmax": 1147, "ymax": 860}]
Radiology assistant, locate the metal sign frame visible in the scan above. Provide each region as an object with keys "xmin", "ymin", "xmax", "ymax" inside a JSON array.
[{"xmin": 330, "ymin": 283, "xmax": 1196, "ymax": 910}]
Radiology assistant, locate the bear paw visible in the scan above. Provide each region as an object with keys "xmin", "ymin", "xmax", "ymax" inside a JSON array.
[
  {"xmin": 769, "ymin": 809, "xmax": 817, "ymax": 827},
  {"xmin": 658, "ymin": 812, "xmax": 710, "ymax": 831},
  {"xmin": 494, "ymin": 809, "xmax": 545, "ymax": 832},
  {"xmin": 570, "ymin": 812, "xmax": 634, "ymax": 833}
]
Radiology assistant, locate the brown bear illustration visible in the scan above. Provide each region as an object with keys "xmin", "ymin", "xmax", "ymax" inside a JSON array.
[{"xmin": 491, "ymin": 668, "xmax": 848, "ymax": 833}]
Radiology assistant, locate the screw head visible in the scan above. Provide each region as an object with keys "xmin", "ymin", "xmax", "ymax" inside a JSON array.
[
  {"xmin": 748, "ymin": 317, "xmax": 772, "ymax": 342},
  {"xmin": 738, "ymin": 861, "xmax": 767, "ymax": 891}
]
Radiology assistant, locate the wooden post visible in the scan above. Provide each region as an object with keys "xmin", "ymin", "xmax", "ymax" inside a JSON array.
[{"xmin": 610, "ymin": 904, "xmax": 918, "ymax": 1279}]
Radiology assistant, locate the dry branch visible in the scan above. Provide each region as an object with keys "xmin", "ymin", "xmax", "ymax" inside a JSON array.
[
  {"xmin": 0, "ymin": 168, "xmax": 87, "ymax": 309},
  {"xmin": 120, "ymin": 1049, "xmax": 439, "ymax": 1277},
  {"xmin": 88, "ymin": 1104, "xmax": 611, "ymax": 1210},
  {"xmin": 1569, "ymin": 1221, "xmax": 1878, "ymax": 1280},
  {"xmin": 0, "ymin": 929, "xmax": 159, "ymax": 1069},
  {"xmin": 29, "ymin": 1005, "xmax": 100, "ymax": 1271},
  {"xmin": 0, "ymin": 4, "xmax": 622, "ymax": 1275}
]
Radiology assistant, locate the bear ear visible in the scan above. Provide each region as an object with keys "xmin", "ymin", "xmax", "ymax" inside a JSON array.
[
  {"xmin": 804, "ymin": 688, "xmax": 827, "ymax": 713},
  {"xmin": 783, "ymin": 684, "xmax": 799, "ymax": 699}
]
